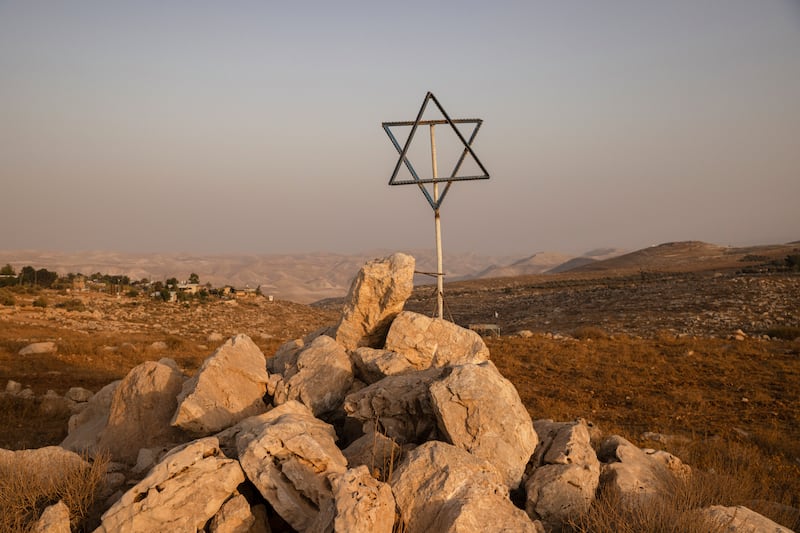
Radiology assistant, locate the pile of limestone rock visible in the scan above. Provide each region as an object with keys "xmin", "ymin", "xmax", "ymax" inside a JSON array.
[{"xmin": 3, "ymin": 253, "xmax": 792, "ymax": 532}]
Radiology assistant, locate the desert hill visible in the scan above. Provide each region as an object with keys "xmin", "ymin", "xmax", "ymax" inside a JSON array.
[
  {"xmin": 545, "ymin": 256, "xmax": 597, "ymax": 274},
  {"xmin": 475, "ymin": 252, "xmax": 573, "ymax": 278},
  {"xmin": 476, "ymin": 248, "xmax": 626, "ymax": 279},
  {"xmin": 570, "ymin": 241, "xmax": 798, "ymax": 274}
]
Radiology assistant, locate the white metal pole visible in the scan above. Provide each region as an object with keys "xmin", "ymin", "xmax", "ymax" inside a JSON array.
[{"xmin": 430, "ymin": 124, "xmax": 444, "ymax": 319}]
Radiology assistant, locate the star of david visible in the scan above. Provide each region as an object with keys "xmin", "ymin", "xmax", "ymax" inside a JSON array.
[{"xmin": 382, "ymin": 92, "xmax": 490, "ymax": 211}]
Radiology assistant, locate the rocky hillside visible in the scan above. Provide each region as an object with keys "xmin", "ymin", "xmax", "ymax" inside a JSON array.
[{"xmin": 2, "ymin": 253, "xmax": 794, "ymax": 532}]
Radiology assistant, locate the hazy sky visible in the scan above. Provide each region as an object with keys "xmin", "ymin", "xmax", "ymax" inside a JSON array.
[{"xmin": 2, "ymin": 1, "xmax": 798, "ymax": 256}]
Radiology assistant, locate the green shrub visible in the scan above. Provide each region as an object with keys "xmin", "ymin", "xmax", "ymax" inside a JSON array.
[
  {"xmin": 125, "ymin": 289, "xmax": 139, "ymax": 298},
  {"xmin": 32, "ymin": 296, "xmax": 48, "ymax": 308}
]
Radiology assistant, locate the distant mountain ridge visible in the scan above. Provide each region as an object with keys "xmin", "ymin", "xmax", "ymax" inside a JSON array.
[
  {"xmin": 3, "ymin": 241, "xmax": 794, "ymax": 304},
  {"xmin": 475, "ymin": 248, "xmax": 625, "ymax": 279}
]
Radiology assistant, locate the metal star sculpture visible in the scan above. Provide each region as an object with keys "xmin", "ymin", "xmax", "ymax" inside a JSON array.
[{"xmin": 382, "ymin": 91, "xmax": 490, "ymax": 211}]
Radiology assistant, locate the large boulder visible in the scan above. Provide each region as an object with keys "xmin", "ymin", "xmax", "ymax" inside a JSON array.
[
  {"xmin": 172, "ymin": 334, "xmax": 270, "ymax": 436},
  {"xmin": 349, "ymin": 347, "xmax": 418, "ymax": 383},
  {"xmin": 597, "ymin": 435, "xmax": 691, "ymax": 498},
  {"xmin": 334, "ymin": 253, "xmax": 415, "ymax": 351},
  {"xmin": 96, "ymin": 360, "xmax": 186, "ymax": 463},
  {"xmin": 383, "ymin": 311, "xmax": 489, "ymax": 370},
  {"xmin": 96, "ymin": 437, "xmax": 245, "ymax": 532},
  {"xmin": 429, "ymin": 361, "xmax": 537, "ymax": 489},
  {"xmin": 390, "ymin": 441, "xmax": 540, "ymax": 533},
  {"xmin": 270, "ymin": 335, "xmax": 354, "ymax": 417},
  {"xmin": 60, "ymin": 381, "xmax": 120, "ymax": 455},
  {"xmin": 525, "ymin": 420, "xmax": 600, "ymax": 532},
  {"xmin": 343, "ymin": 367, "xmax": 445, "ymax": 444},
  {"xmin": 236, "ymin": 401, "xmax": 347, "ymax": 532},
  {"xmin": 696, "ymin": 505, "xmax": 794, "ymax": 533},
  {"xmin": 329, "ymin": 466, "xmax": 396, "ymax": 533}
]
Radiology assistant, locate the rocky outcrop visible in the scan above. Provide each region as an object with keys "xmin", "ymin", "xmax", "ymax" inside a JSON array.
[
  {"xmin": 172, "ymin": 334, "xmax": 269, "ymax": 436},
  {"xmin": 429, "ymin": 361, "xmax": 537, "ymax": 489},
  {"xmin": 334, "ymin": 253, "xmax": 415, "ymax": 351},
  {"xmin": 236, "ymin": 401, "xmax": 347, "ymax": 532},
  {"xmin": 330, "ymin": 466, "xmax": 395, "ymax": 533},
  {"xmin": 9, "ymin": 252, "xmax": 789, "ymax": 533},
  {"xmin": 269, "ymin": 335, "xmax": 354, "ymax": 417},
  {"xmin": 391, "ymin": 441, "xmax": 541, "ymax": 532},
  {"xmin": 96, "ymin": 359, "xmax": 186, "ymax": 463},
  {"xmin": 96, "ymin": 437, "xmax": 245, "ymax": 532},
  {"xmin": 384, "ymin": 311, "xmax": 490, "ymax": 369}
]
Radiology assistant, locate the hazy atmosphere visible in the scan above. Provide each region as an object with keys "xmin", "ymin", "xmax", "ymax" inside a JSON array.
[{"xmin": 2, "ymin": 1, "xmax": 798, "ymax": 256}]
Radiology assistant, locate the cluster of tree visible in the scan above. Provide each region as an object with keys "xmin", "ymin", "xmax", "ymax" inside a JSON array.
[
  {"xmin": 0, "ymin": 264, "xmax": 203, "ymax": 291},
  {"xmin": 0, "ymin": 264, "xmax": 262, "ymax": 303},
  {"xmin": 0, "ymin": 264, "xmax": 59, "ymax": 288}
]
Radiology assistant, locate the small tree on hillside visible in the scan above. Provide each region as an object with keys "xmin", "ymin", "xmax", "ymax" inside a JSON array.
[
  {"xmin": 189, "ymin": 273, "xmax": 200, "ymax": 284},
  {"xmin": 0, "ymin": 264, "xmax": 15, "ymax": 276}
]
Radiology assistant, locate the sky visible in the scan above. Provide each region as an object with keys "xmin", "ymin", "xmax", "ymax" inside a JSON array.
[{"xmin": 1, "ymin": 1, "xmax": 799, "ymax": 257}]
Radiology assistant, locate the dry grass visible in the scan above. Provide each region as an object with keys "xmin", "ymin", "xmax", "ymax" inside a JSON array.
[
  {"xmin": 569, "ymin": 438, "xmax": 800, "ymax": 532},
  {"xmin": 489, "ymin": 334, "xmax": 800, "ymax": 530},
  {"xmin": 0, "ymin": 451, "xmax": 109, "ymax": 532},
  {"xmin": 568, "ymin": 483, "xmax": 723, "ymax": 533},
  {"xmin": 0, "ymin": 396, "xmax": 70, "ymax": 450}
]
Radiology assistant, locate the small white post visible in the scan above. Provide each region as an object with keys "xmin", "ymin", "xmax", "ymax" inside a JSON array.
[{"xmin": 430, "ymin": 124, "xmax": 444, "ymax": 319}]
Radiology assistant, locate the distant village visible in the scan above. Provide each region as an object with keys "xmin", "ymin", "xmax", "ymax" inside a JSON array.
[{"xmin": 0, "ymin": 263, "xmax": 269, "ymax": 303}]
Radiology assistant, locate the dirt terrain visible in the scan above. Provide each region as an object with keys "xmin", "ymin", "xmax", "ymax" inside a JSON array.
[{"xmin": 407, "ymin": 270, "xmax": 800, "ymax": 339}]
